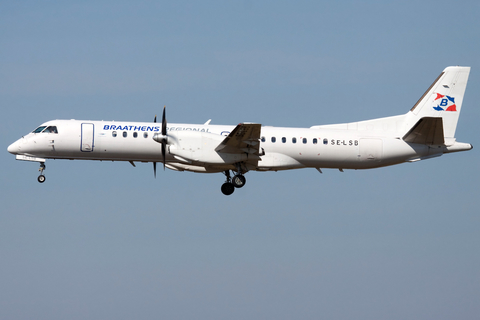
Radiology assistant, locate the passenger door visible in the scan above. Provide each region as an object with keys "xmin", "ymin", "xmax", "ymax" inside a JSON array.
[{"xmin": 81, "ymin": 123, "xmax": 95, "ymax": 152}]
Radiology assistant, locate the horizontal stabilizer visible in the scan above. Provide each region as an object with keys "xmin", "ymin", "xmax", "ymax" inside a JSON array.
[{"xmin": 403, "ymin": 117, "xmax": 444, "ymax": 145}]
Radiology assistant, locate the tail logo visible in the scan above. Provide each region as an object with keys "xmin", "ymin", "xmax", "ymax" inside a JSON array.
[{"xmin": 433, "ymin": 93, "xmax": 457, "ymax": 111}]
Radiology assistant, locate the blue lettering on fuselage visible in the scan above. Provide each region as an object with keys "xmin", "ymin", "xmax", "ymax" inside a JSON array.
[{"xmin": 102, "ymin": 125, "xmax": 210, "ymax": 133}]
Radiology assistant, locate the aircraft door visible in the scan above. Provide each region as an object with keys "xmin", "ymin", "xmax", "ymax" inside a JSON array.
[{"xmin": 81, "ymin": 123, "xmax": 95, "ymax": 152}]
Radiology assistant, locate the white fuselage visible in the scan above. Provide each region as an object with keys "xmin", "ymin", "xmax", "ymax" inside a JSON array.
[{"xmin": 7, "ymin": 119, "xmax": 442, "ymax": 172}]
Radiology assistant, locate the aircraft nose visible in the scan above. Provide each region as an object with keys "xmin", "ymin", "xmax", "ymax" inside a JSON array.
[{"xmin": 7, "ymin": 140, "xmax": 19, "ymax": 154}]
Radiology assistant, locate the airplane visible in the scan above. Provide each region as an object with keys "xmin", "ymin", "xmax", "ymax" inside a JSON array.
[{"xmin": 7, "ymin": 66, "xmax": 473, "ymax": 195}]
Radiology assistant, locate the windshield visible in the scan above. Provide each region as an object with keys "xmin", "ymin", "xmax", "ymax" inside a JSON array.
[
  {"xmin": 32, "ymin": 125, "xmax": 58, "ymax": 133},
  {"xmin": 32, "ymin": 126, "xmax": 47, "ymax": 133}
]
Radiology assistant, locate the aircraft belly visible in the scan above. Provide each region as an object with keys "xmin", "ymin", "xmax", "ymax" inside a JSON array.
[{"xmin": 257, "ymin": 152, "xmax": 304, "ymax": 170}]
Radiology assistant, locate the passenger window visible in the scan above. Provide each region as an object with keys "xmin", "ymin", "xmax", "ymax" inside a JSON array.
[
  {"xmin": 271, "ymin": 137, "xmax": 276, "ymax": 143},
  {"xmin": 144, "ymin": 132, "xmax": 148, "ymax": 138},
  {"xmin": 261, "ymin": 136, "xmax": 265, "ymax": 142},
  {"xmin": 323, "ymin": 138, "xmax": 328, "ymax": 145},
  {"xmin": 282, "ymin": 137, "xmax": 286, "ymax": 143},
  {"xmin": 123, "ymin": 131, "xmax": 127, "ymax": 138},
  {"xmin": 33, "ymin": 126, "xmax": 47, "ymax": 133},
  {"xmin": 313, "ymin": 138, "xmax": 318, "ymax": 144},
  {"xmin": 303, "ymin": 138, "xmax": 307, "ymax": 144},
  {"xmin": 133, "ymin": 132, "xmax": 138, "ymax": 138},
  {"xmin": 112, "ymin": 131, "xmax": 117, "ymax": 137},
  {"xmin": 45, "ymin": 126, "xmax": 58, "ymax": 133},
  {"xmin": 292, "ymin": 137, "xmax": 297, "ymax": 144}
]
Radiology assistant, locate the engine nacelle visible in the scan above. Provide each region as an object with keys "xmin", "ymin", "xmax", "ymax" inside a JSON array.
[{"xmin": 167, "ymin": 131, "xmax": 249, "ymax": 164}]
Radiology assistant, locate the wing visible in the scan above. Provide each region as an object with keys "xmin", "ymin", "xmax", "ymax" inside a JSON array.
[{"xmin": 215, "ymin": 123, "xmax": 262, "ymax": 157}]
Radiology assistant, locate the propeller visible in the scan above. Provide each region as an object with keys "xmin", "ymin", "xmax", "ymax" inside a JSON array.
[
  {"xmin": 153, "ymin": 114, "xmax": 157, "ymax": 177},
  {"xmin": 152, "ymin": 106, "xmax": 168, "ymax": 177},
  {"xmin": 161, "ymin": 106, "xmax": 167, "ymax": 170}
]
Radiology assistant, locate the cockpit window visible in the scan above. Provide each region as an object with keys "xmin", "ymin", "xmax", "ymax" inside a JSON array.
[
  {"xmin": 45, "ymin": 126, "xmax": 58, "ymax": 133},
  {"xmin": 32, "ymin": 126, "xmax": 47, "ymax": 133}
]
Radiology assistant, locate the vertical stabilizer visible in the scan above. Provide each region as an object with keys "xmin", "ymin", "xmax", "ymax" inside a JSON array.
[{"xmin": 409, "ymin": 66, "xmax": 470, "ymax": 139}]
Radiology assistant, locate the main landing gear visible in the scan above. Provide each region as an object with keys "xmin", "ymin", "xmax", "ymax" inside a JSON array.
[
  {"xmin": 37, "ymin": 162, "xmax": 46, "ymax": 183},
  {"xmin": 221, "ymin": 170, "xmax": 247, "ymax": 195}
]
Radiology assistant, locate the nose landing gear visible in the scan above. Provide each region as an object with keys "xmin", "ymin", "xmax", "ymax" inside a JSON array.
[{"xmin": 37, "ymin": 162, "xmax": 46, "ymax": 183}]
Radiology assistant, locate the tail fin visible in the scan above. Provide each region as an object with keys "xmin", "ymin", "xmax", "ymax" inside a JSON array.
[{"xmin": 408, "ymin": 66, "xmax": 470, "ymax": 140}]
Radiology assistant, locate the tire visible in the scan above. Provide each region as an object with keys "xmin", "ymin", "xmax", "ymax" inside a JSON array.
[
  {"xmin": 38, "ymin": 175, "xmax": 46, "ymax": 183},
  {"xmin": 221, "ymin": 182, "xmax": 235, "ymax": 195},
  {"xmin": 231, "ymin": 175, "xmax": 246, "ymax": 188}
]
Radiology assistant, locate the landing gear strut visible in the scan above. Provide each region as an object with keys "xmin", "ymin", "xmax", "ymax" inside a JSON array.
[{"xmin": 37, "ymin": 162, "xmax": 46, "ymax": 183}]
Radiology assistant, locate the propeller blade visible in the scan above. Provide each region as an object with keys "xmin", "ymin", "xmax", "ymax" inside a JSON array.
[
  {"xmin": 161, "ymin": 106, "xmax": 167, "ymax": 170},
  {"xmin": 162, "ymin": 106, "xmax": 167, "ymax": 136},
  {"xmin": 153, "ymin": 162, "xmax": 157, "ymax": 178},
  {"xmin": 161, "ymin": 141, "xmax": 166, "ymax": 170}
]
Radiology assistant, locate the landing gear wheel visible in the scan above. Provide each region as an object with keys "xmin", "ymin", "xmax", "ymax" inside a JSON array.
[
  {"xmin": 221, "ymin": 182, "xmax": 235, "ymax": 195},
  {"xmin": 232, "ymin": 174, "xmax": 246, "ymax": 188},
  {"xmin": 37, "ymin": 162, "xmax": 46, "ymax": 183}
]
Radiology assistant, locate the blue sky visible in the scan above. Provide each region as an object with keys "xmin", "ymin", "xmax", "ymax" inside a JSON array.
[{"xmin": 1, "ymin": 1, "xmax": 479, "ymax": 319}]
